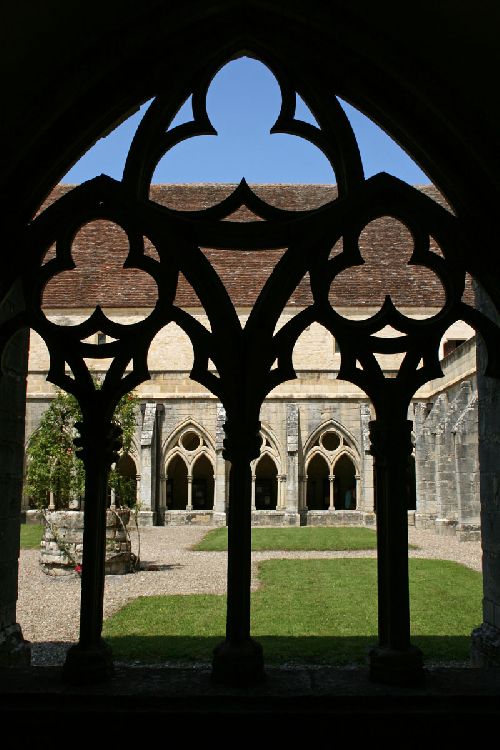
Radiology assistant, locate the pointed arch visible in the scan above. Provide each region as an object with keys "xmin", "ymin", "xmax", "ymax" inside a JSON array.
[
  {"xmin": 192, "ymin": 452, "xmax": 215, "ymax": 510},
  {"xmin": 163, "ymin": 417, "xmax": 215, "ymax": 454},
  {"xmin": 254, "ymin": 452, "xmax": 278, "ymax": 510},
  {"xmin": 303, "ymin": 418, "xmax": 360, "ymax": 458},
  {"xmin": 250, "ymin": 421, "xmax": 284, "ymax": 474}
]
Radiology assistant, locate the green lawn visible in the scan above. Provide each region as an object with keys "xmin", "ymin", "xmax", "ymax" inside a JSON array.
[
  {"xmin": 19, "ymin": 523, "xmax": 44, "ymax": 549},
  {"xmin": 103, "ymin": 558, "xmax": 481, "ymax": 665},
  {"xmin": 193, "ymin": 526, "xmax": 379, "ymax": 551}
]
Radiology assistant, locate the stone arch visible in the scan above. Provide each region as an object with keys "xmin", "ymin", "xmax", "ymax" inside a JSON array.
[
  {"xmin": 306, "ymin": 452, "xmax": 330, "ymax": 511},
  {"xmin": 113, "ymin": 453, "xmax": 138, "ymax": 507},
  {"xmin": 191, "ymin": 452, "xmax": 215, "ymax": 510},
  {"xmin": 164, "ymin": 421, "xmax": 216, "ymax": 512},
  {"xmin": 3, "ymin": 2, "xmax": 500, "ymax": 688},
  {"xmin": 304, "ymin": 423, "xmax": 361, "ymax": 512},
  {"xmin": 162, "ymin": 418, "xmax": 215, "ymax": 468},
  {"xmin": 304, "ymin": 419, "xmax": 360, "ymax": 459},
  {"xmin": 251, "ymin": 423, "xmax": 283, "ymax": 475},
  {"xmin": 332, "ymin": 452, "xmax": 357, "ymax": 510},
  {"xmin": 254, "ymin": 452, "xmax": 278, "ymax": 511},
  {"xmin": 165, "ymin": 452, "xmax": 189, "ymax": 510}
]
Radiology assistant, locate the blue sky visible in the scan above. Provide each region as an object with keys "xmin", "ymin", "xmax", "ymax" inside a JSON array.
[{"xmin": 63, "ymin": 57, "xmax": 428, "ymax": 186}]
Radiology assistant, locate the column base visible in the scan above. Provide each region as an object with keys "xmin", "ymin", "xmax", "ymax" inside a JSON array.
[
  {"xmin": 0, "ymin": 623, "xmax": 31, "ymax": 667},
  {"xmin": 471, "ymin": 623, "xmax": 500, "ymax": 667},
  {"xmin": 368, "ymin": 644, "xmax": 424, "ymax": 687},
  {"xmin": 211, "ymin": 511, "xmax": 228, "ymax": 527},
  {"xmin": 212, "ymin": 638, "xmax": 265, "ymax": 687},
  {"xmin": 62, "ymin": 639, "xmax": 113, "ymax": 684},
  {"xmin": 136, "ymin": 510, "xmax": 156, "ymax": 527}
]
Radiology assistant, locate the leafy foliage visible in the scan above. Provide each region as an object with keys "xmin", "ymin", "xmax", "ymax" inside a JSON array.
[{"xmin": 26, "ymin": 388, "xmax": 138, "ymax": 509}]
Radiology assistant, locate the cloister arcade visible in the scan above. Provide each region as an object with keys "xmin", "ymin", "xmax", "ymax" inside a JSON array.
[
  {"xmin": 164, "ymin": 423, "xmax": 216, "ymax": 511},
  {"xmin": 1, "ymin": 3, "xmax": 500, "ymax": 709}
]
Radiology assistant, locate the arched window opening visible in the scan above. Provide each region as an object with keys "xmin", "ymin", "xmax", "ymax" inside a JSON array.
[
  {"xmin": 166, "ymin": 455, "xmax": 188, "ymax": 510},
  {"xmin": 192, "ymin": 454, "xmax": 214, "ymax": 510},
  {"xmin": 333, "ymin": 454, "xmax": 357, "ymax": 510},
  {"xmin": 255, "ymin": 454, "xmax": 278, "ymax": 510},
  {"xmin": 306, "ymin": 453, "xmax": 329, "ymax": 510},
  {"xmin": 113, "ymin": 454, "xmax": 137, "ymax": 507}
]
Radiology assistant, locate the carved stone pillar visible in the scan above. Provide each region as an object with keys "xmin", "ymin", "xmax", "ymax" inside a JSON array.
[
  {"xmin": 159, "ymin": 473, "xmax": 166, "ymax": 512},
  {"xmin": 355, "ymin": 473, "xmax": 361, "ymax": 510},
  {"xmin": 251, "ymin": 473, "xmax": 256, "ymax": 510},
  {"xmin": 63, "ymin": 417, "xmax": 121, "ymax": 683},
  {"xmin": 186, "ymin": 475, "xmax": 193, "ymax": 511},
  {"xmin": 0, "ymin": 311, "xmax": 30, "ymax": 667},
  {"xmin": 472, "ymin": 283, "xmax": 500, "ymax": 665},
  {"xmin": 212, "ymin": 416, "xmax": 264, "ymax": 686},
  {"xmin": 368, "ymin": 417, "xmax": 424, "ymax": 686},
  {"xmin": 285, "ymin": 404, "xmax": 300, "ymax": 522},
  {"xmin": 277, "ymin": 474, "xmax": 286, "ymax": 509},
  {"xmin": 299, "ymin": 476, "xmax": 307, "ymax": 511},
  {"xmin": 213, "ymin": 403, "xmax": 227, "ymax": 524},
  {"xmin": 328, "ymin": 474, "xmax": 335, "ymax": 510}
]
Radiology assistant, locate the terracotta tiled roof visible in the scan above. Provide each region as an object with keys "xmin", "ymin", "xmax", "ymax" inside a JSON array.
[{"xmin": 40, "ymin": 183, "xmax": 471, "ymax": 309}]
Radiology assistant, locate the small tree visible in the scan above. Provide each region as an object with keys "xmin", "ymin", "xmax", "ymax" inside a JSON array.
[{"xmin": 26, "ymin": 388, "xmax": 138, "ymax": 509}]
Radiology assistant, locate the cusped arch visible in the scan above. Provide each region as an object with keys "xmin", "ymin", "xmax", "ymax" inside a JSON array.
[
  {"xmin": 251, "ymin": 422, "xmax": 283, "ymax": 474},
  {"xmin": 303, "ymin": 419, "xmax": 360, "ymax": 458},
  {"xmin": 165, "ymin": 448, "xmax": 189, "ymax": 474},
  {"xmin": 191, "ymin": 447, "xmax": 215, "ymax": 473},
  {"xmin": 332, "ymin": 447, "xmax": 360, "ymax": 474},
  {"xmin": 126, "ymin": 434, "xmax": 141, "ymax": 466},
  {"xmin": 163, "ymin": 418, "xmax": 215, "ymax": 464},
  {"xmin": 305, "ymin": 446, "xmax": 332, "ymax": 475}
]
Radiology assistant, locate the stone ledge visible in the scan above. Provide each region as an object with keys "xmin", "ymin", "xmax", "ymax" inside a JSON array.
[
  {"xmin": 0, "ymin": 623, "xmax": 30, "ymax": 667},
  {"xmin": 471, "ymin": 623, "xmax": 500, "ymax": 667}
]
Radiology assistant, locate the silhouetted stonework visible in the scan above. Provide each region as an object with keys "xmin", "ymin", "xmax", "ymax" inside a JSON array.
[{"xmin": 25, "ymin": 185, "xmax": 479, "ymax": 536}]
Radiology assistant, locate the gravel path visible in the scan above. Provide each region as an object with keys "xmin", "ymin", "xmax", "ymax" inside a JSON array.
[{"xmin": 17, "ymin": 525, "xmax": 482, "ymax": 666}]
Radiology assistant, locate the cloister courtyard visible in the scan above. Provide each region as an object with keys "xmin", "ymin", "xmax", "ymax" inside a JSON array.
[{"xmin": 17, "ymin": 524, "xmax": 483, "ymax": 668}]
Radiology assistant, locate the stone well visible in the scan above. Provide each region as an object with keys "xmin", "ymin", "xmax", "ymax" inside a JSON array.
[{"xmin": 40, "ymin": 509, "xmax": 133, "ymax": 576}]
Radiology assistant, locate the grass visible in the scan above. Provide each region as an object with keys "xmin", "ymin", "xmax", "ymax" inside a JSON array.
[
  {"xmin": 103, "ymin": 558, "xmax": 481, "ymax": 665},
  {"xmin": 193, "ymin": 526, "xmax": 380, "ymax": 551},
  {"xmin": 19, "ymin": 523, "xmax": 44, "ymax": 549}
]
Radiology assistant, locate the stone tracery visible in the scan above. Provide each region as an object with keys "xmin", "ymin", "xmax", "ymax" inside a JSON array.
[{"xmin": 2, "ymin": 48, "xmax": 500, "ymax": 688}]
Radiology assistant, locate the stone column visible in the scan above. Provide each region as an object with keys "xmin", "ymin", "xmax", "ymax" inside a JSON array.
[
  {"xmin": 300, "ymin": 476, "xmax": 307, "ymax": 511},
  {"xmin": 328, "ymin": 474, "xmax": 335, "ymax": 510},
  {"xmin": 472, "ymin": 283, "xmax": 500, "ymax": 665},
  {"xmin": 48, "ymin": 490, "xmax": 56, "ymax": 511},
  {"xmin": 0, "ymin": 299, "xmax": 31, "ymax": 666},
  {"xmin": 213, "ymin": 403, "xmax": 227, "ymax": 524},
  {"xmin": 63, "ymin": 416, "xmax": 121, "ymax": 683},
  {"xmin": 251, "ymin": 473, "xmax": 256, "ymax": 510},
  {"xmin": 212, "ymin": 414, "xmax": 264, "ymax": 686},
  {"xmin": 159, "ymin": 473, "xmax": 167, "ymax": 519},
  {"xmin": 285, "ymin": 404, "xmax": 300, "ymax": 524},
  {"xmin": 355, "ymin": 473, "xmax": 361, "ymax": 509},
  {"xmin": 359, "ymin": 403, "xmax": 375, "ymax": 513},
  {"xmin": 110, "ymin": 487, "xmax": 116, "ymax": 509},
  {"xmin": 138, "ymin": 402, "xmax": 156, "ymax": 526},
  {"xmin": 186, "ymin": 475, "xmax": 193, "ymax": 511},
  {"xmin": 368, "ymin": 416, "xmax": 423, "ymax": 686},
  {"xmin": 278, "ymin": 475, "xmax": 286, "ymax": 509}
]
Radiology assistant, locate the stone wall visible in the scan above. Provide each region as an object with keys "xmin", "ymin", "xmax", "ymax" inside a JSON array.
[
  {"xmin": 414, "ymin": 375, "xmax": 479, "ymax": 540},
  {"xmin": 40, "ymin": 509, "xmax": 133, "ymax": 575},
  {"xmin": 471, "ymin": 284, "xmax": 500, "ymax": 665},
  {"xmin": 0, "ymin": 282, "xmax": 31, "ymax": 666}
]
